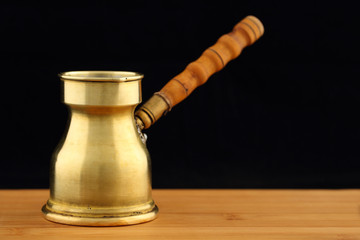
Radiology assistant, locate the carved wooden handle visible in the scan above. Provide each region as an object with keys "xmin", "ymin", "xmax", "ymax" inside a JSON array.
[{"xmin": 136, "ymin": 15, "xmax": 264, "ymax": 130}]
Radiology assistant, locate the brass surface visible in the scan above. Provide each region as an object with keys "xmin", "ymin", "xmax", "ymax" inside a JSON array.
[
  {"xmin": 135, "ymin": 94, "xmax": 170, "ymax": 130},
  {"xmin": 42, "ymin": 71, "xmax": 158, "ymax": 226}
]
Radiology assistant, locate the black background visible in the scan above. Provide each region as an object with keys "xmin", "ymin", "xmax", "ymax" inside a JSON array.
[{"xmin": 2, "ymin": 1, "xmax": 360, "ymax": 188}]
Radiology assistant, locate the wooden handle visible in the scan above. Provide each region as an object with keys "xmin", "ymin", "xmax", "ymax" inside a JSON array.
[{"xmin": 136, "ymin": 15, "xmax": 264, "ymax": 130}]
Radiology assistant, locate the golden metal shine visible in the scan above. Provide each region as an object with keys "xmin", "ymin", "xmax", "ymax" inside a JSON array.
[{"xmin": 42, "ymin": 71, "xmax": 158, "ymax": 226}]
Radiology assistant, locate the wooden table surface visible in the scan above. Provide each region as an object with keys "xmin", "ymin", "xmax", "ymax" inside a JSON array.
[{"xmin": 1, "ymin": 189, "xmax": 360, "ymax": 239}]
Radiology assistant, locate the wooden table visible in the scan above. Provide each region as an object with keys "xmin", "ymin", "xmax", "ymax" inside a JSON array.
[{"xmin": 1, "ymin": 189, "xmax": 360, "ymax": 239}]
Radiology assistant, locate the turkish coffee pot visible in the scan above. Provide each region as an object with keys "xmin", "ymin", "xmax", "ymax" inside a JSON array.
[{"xmin": 42, "ymin": 15, "xmax": 264, "ymax": 226}]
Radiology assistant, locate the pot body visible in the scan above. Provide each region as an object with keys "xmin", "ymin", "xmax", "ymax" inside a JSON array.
[{"xmin": 42, "ymin": 71, "xmax": 158, "ymax": 226}]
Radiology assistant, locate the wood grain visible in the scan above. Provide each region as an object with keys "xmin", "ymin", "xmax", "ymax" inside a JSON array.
[
  {"xmin": 135, "ymin": 16, "xmax": 264, "ymax": 129},
  {"xmin": 1, "ymin": 189, "xmax": 360, "ymax": 239},
  {"xmin": 160, "ymin": 15, "xmax": 264, "ymax": 108}
]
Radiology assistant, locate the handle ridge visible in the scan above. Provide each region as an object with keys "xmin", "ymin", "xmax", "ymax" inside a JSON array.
[{"xmin": 136, "ymin": 15, "xmax": 264, "ymax": 130}]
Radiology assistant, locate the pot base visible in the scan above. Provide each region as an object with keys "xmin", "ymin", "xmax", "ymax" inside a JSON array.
[{"xmin": 42, "ymin": 204, "xmax": 158, "ymax": 226}]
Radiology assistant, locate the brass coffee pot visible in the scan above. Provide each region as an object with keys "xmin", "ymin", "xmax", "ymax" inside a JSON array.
[{"xmin": 42, "ymin": 16, "xmax": 264, "ymax": 226}]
